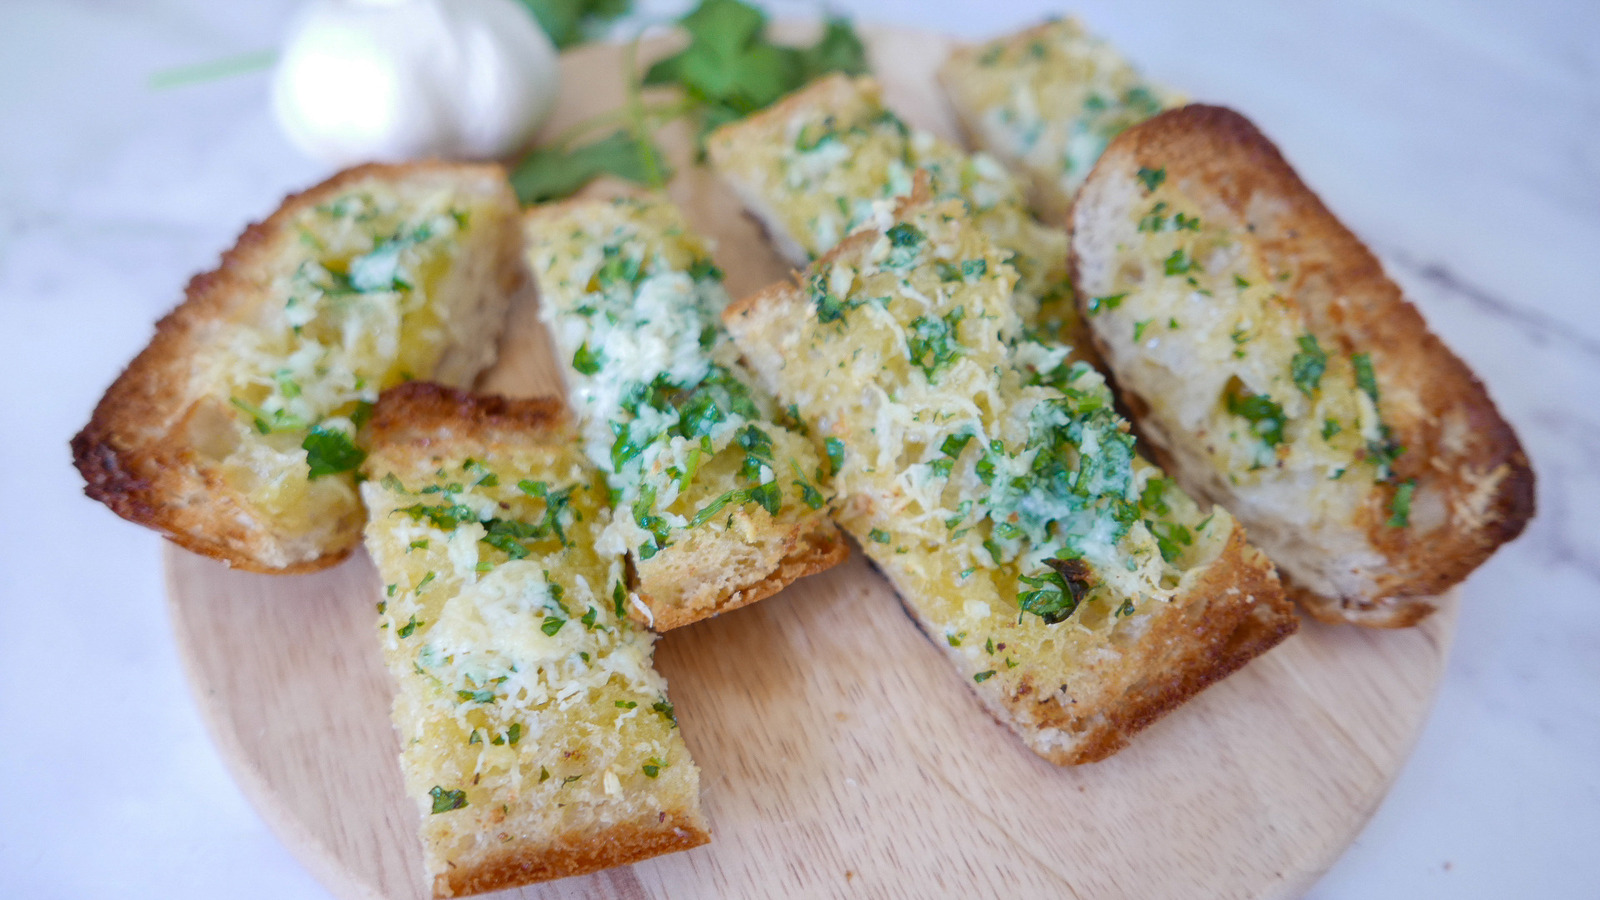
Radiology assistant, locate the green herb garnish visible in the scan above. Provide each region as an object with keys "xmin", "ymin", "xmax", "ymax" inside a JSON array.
[
  {"xmin": 428, "ymin": 786, "xmax": 467, "ymax": 814},
  {"xmin": 1291, "ymin": 334, "xmax": 1327, "ymax": 396},
  {"xmin": 302, "ymin": 425, "xmax": 366, "ymax": 478}
]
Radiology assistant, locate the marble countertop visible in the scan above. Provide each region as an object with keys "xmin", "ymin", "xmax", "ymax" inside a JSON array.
[{"xmin": 3, "ymin": 0, "xmax": 1595, "ymax": 897}]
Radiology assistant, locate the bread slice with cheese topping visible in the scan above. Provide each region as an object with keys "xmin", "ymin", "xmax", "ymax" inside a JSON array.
[
  {"xmin": 705, "ymin": 74, "xmax": 1083, "ymax": 343},
  {"xmin": 938, "ymin": 17, "xmax": 1180, "ymax": 225},
  {"xmin": 360, "ymin": 382, "xmax": 708, "ymax": 897},
  {"xmin": 1070, "ymin": 105, "xmax": 1535, "ymax": 626},
  {"xmin": 724, "ymin": 191, "xmax": 1295, "ymax": 763},
  {"xmin": 73, "ymin": 162, "xmax": 523, "ymax": 572},
  {"xmin": 524, "ymin": 195, "xmax": 844, "ymax": 629}
]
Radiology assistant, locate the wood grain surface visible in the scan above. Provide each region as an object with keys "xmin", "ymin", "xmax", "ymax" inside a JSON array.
[{"xmin": 164, "ymin": 26, "xmax": 1460, "ymax": 900}]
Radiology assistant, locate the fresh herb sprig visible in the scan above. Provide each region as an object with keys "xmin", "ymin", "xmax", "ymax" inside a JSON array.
[
  {"xmin": 517, "ymin": 0, "xmax": 634, "ymax": 49},
  {"xmin": 512, "ymin": 0, "xmax": 867, "ymax": 203}
]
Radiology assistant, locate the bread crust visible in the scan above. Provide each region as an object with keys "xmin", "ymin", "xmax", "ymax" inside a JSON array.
[
  {"xmin": 928, "ymin": 522, "xmax": 1296, "ymax": 765},
  {"xmin": 72, "ymin": 161, "xmax": 518, "ymax": 573},
  {"xmin": 365, "ymin": 381, "xmax": 568, "ymax": 452},
  {"xmin": 1069, "ymin": 105, "xmax": 1534, "ymax": 626},
  {"xmin": 432, "ymin": 812, "xmax": 710, "ymax": 898}
]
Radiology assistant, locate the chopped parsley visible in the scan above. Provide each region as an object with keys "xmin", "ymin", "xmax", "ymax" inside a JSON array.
[
  {"xmin": 1137, "ymin": 166, "xmax": 1166, "ymax": 192},
  {"xmin": 906, "ymin": 308, "xmax": 965, "ymax": 381},
  {"xmin": 1085, "ymin": 293, "xmax": 1125, "ymax": 315},
  {"xmin": 572, "ymin": 341, "xmax": 604, "ymax": 375},
  {"xmin": 428, "ymin": 786, "xmax": 467, "ymax": 814},
  {"xmin": 1016, "ymin": 557, "xmax": 1093, "ymax": 625},
  {"xmin": 1163, "ymin": 248, "xmax": 1198, "ymax": 277},
  {"xmin": 1387, "ymin": 479, "xmax": 1416, "ymax": 528},
  {"xmin": 1351, "ymin": 352, "xmax": 1380, "ymax": 403},
  {"xmin": 1291, "ymin": 334, "xmax": 1327, "ymax": 396},
  {"xmin": 1225, "ymin": 384, "xmax": 1287, "ymax": 448},
  {"xmin": 302, "ymin": 425, "xmax": 366, "ymax": 478},
  {"xmin": 824, "ymin": 436, "xmax": 845, "ymax": 476}
]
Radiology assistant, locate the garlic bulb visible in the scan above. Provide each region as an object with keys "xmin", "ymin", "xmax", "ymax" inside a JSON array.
[{"xmin": 271, "ymin": 0, "xmax": 560, "ymax": 166}]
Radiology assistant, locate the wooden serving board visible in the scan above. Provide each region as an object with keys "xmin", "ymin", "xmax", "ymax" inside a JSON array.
[{"xmin": 165, "ymin": 27, "xmax": 1459, "ymax": 900}]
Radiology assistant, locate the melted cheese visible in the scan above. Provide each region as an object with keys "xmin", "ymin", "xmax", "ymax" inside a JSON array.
[
  {"xmin": 731, "ymin": 198, "xmax": 1230, "ymax": 701},
  {"xmin": 525, "ymin": 197, "xmax": 830, "ymax": 606},
  {"xmin": 708, "ymin": 75, "xmax": 1075, "ymax": 334},
  {"xmin": 207, "ymin": 180, "xmax": 509, "ymax": 537},
  {"xmin": 361, "ymin": 439, "xmax": 697, "ymax": 875},
  {"xmin": 943, "ymin": 17, "xmax": 1181, "ymax": 206}
]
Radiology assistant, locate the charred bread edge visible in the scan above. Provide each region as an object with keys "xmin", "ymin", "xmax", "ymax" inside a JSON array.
[{"xmin": 73, "ymin": 161, "xmax": 512, "ymax": 574}]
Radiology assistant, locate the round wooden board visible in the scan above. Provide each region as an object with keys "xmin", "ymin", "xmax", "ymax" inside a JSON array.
[{"xmin": 165, "ymin": 26, "xmax": 1460, "ymax": 900}]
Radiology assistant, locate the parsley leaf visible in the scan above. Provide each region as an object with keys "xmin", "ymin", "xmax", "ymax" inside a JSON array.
[
  {"xmin": 302, "ymin": 425, "xmax": 366, "ymax": 478},
  {"xmin": 510, "ymin": 130, "xmax": 668, "ymax": 204},
  {"xmin": 1388, "ymin": 479, "xmax": 1416, "ymax": 528},
  {"xmin": 516, "ymin": 0, "xmax": 632, "ymax": 49},
  {"xmin": 1351, "ymin": 352, "xmax": 1380, "ymax": 403},
  {"xmin": 644, "ymin": 1, "xmax": 866, "ymax": 153},
  {"xmin": 1291, "ymin": 334, "xmax": 1327, "ymax": 396},
  {"xmin": 1225, "ymin": 384, "xmax": 1287, "ymax": 447},
  {"xmin": 572, "ymin": 341, "xmax": 603, "ymax": 375},
  {"xmin": 428, "ymin": 785, "xmax": 467, "ymax": 814}
]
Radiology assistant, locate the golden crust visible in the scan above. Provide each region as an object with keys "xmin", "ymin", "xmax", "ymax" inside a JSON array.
[
  {"xmin": 365, "ymin": 381, "xmax": 569, "ymax": 453},
  {"xmin": 71, "ymin": 161, "xmax": 517, "ymax": 573},
  {"xmin": 640, "ymin": 523, "xmax": 849, "ymax": 631},
  {"xmin": 432, "ymin": 812, "xmax": 710, "ymax": 898},
  {"xmin": 935, "ymin": 522, "xmax": 1296, "ymax": 765},
  {"xmin": 1070, "ymin": 105, "xmax": 1534, "ymax": 626}
]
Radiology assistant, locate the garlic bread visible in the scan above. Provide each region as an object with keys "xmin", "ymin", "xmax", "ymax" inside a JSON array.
[
  {"xmin": 524, "ymin": 195, "xmax": 844, "ymax": 629},
  {"xmin": 360, "ymin": 383, "xmax": 708, "ymax": 896},
  {"xmin": 724, "ymin": 193, "xmax": 1295, "ymax": 764},
  {"xmin": 1070, "ymin": 105, "xmax": 1534, "ymax": 626},
  {"xmin": 705, "ymin": 74, "xmax": 1082, "ymax": 342},
  {"xmin": 73, "ymin": 162, "xmax": 523, "ymax": 572},
  {"xmin": 938, "ymin": 17, "xmax": 1180, "ymax": 225}
]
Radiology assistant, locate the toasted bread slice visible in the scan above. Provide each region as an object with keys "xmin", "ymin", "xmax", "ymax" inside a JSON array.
[
  {"xmin": 724, "ymin": 192, "xmax": 1295, "ymax": 764},
  {"xmin": 523, "ymin": 195, "xmax": 844, "ymax": 629},
  {"xmin": 938, "ymin": 17, "xmax": 1180, "ymax": 225},
  {"xmin": 360, "ymin": 382, "xmax": 708, "ymax": 897},
  {"xmin": 705, "ymin": 74, "xmax": 1084, "ymax": 344},
  {"xmin": 72, "ymin": 162, "xmax": 523, "ymax": 573},
  {"xmin": 1070, "ymin": 105, "xmax": 1534, "ymax": 626}
]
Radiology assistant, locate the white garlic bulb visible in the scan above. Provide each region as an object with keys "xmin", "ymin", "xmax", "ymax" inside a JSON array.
[{"xmin": 271, "ymin": 0, "xmax": 561, "ymax": 166}]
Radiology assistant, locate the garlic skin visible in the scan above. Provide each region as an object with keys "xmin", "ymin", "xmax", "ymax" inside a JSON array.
[{"xmin": 271, "ymin": 0, "xmax": 560, "ymax": 166}]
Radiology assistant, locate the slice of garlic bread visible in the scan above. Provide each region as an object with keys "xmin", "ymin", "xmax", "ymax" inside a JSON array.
[
  {"xmin": 73, "ymin": 162, "xmax": 523, "ymax": 573},
  {"xmin": 705, "ymin": 74, "xmax": 1082, "ymax": 342},
  {"xmin": 1070, "ymin": 105, "xmax": 1534, "ymax": 626},
  {"xmin": 360, "ymin": 382, "xmax": 708, "ymax": 897},
  {"xmin": 524, "ymin": 195, "xmax": 844, "ymax": 629},
  {"xmin": 938, "ymin": 17, "xmax": 1180, "ymax": 225},
  {"xmin": 724, "ymin": 194, "xmax": 1294, "ymax": 764}
]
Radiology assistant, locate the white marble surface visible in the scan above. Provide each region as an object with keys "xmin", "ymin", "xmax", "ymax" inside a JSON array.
[{"xmin": 2, "ymin": 0, "xmax": 1596, "ymax": 897}]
